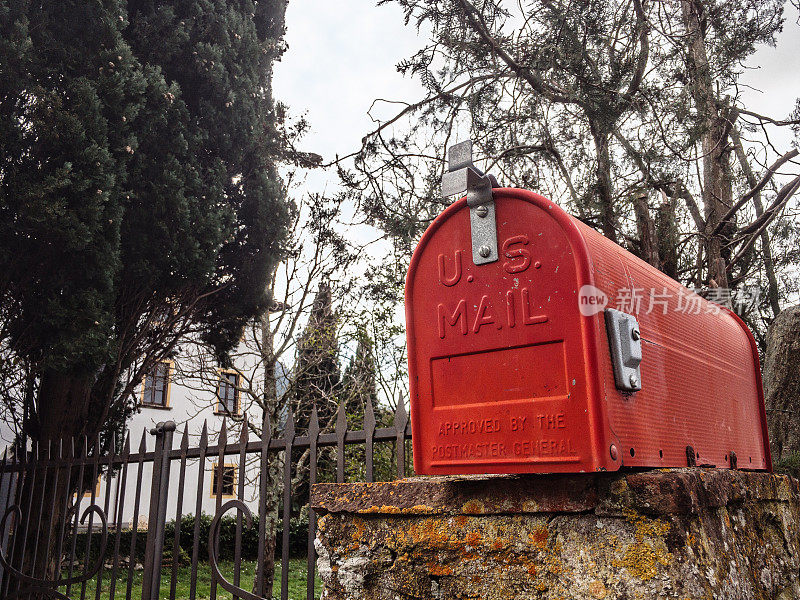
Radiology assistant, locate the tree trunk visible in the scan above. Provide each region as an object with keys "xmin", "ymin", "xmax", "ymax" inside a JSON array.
[
  {"xmin": 253, "ymin": 313, "xmax": 283, "ymax": 599},
  {"xmin": 633, "ymin": 189, "xmax": 660, "ymax": 268},
  {"xmin": 8, "ymin": 449, "xmax": 79, "ymax": 598},
  {"xmin": 35, "ymin": 370, "xmax": 95, "ymax": 442},
  {"xmin": 589, "ymin": 123, "xmax": 618, "ymax": 243},
  {"xmin": 763, "ymin": 305, "xmax": 800, "ymax": 461},
  {"xmin": 11, "ymin": 370, "xmax": 99, "ymax": 594},
  {"xmin": 656, "ymin": 194, "xmax": 680, "ymax": 280},
  {"xmin": 681, "ymin": 0, "xmax": 733, "ymax": 289}
]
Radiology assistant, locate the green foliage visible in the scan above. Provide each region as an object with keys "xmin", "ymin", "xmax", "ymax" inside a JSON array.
[
  {"xmin": 774, "ymin": 452, "xmax": 800, "ymax": 480},
  {"xmin": 293, "ymin": 282, "xmax": 341, "ymax": 429},
  {"xmin": 75, "ymin": 512, "xmax": 309, "ymax": 563},
  {"xmin": 0, "ymin": 0, "xmax": 145, "ymax": 373},
  {"xmin": 0, "ymin": 0, "xmax": 291, "ymax": 442}
]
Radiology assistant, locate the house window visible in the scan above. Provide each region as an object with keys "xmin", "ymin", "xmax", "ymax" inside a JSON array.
[
  {"xmin": 216, "ymin": 370, "xmax": 240, "ymax": 415},
  {"xmin": 211, "ymin": 464, "xmax": 237, "ymax": 498},
  {"xmin": 142, "ymin": 361, "xmax": 172, "ymax": 408}
]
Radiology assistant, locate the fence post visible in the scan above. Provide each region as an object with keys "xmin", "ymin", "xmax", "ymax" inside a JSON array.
[
  {"xmin": 141, "ymin": 421, "xmax": 175, "ymax": 600},
  {"xmin": 0, "ymin": 451, "xmax": 14, "ymax": 592}
]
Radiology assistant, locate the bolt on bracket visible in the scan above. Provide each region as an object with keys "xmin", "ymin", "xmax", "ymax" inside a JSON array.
[{"xmin": 441, "ymin": 140, "xmax": 499, "ymax": 265}]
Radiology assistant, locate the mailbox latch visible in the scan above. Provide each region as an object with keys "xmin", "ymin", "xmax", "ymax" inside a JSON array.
[
  {"xmin": 604, "ymin": 308, "xmax": 643, "ymax": 392},
  {"xmin": 441, "ymin": 140, "xmax": 500, "ymax": 265}
]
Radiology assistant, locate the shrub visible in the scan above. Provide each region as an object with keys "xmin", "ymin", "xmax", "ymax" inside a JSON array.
[
  {"xmin": 775, "ymin": 451, "xmax": 800, "ymax": 479},
  {"xmin": 75, "ymin": 512, "xmax": 309, "ymax": 563}
]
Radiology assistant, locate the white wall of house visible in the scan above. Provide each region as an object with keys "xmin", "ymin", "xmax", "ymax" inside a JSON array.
[
  {"xmin": 103, "ymin": 375, "xmax": 260, "ymax": 528},
  {"xmin": 104, "ymin": 347, "xmax": 275, "ymax": 527}
]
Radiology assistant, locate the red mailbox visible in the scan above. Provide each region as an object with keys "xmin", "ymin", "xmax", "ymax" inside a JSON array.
[{"xmin": 405, "ymin": 142, "xmax": 771, "ymax": 475}]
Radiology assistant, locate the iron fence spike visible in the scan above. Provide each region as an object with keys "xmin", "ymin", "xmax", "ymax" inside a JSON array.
[
  {"xmin": 285, "ymin": 404, "xmax": 295, "ymax": 438},
  {"xmin": 138, "ymin": 429, "xmax": 147, "ymax": 453},
  {"xmin": 240, "ymin": 416, "xmax": 249, "ymax": 444},
  {"xmin": 309, "ymin": 404, "xmax": 320, "ymax": 437},
  {"xmin": 181, "ymin": 423, "xmax": 190, "ymax": 451},
  {"xmin": 394, "ymin": 399, "xmax": 408, "ymax": 428},
  {"xmin": 200, "ymin": 420, "xmax": 209, "ymax": 447},
  {"xmin": 219, "ymin": 419, "xmax": 228, "ymax": 448},
  {"xmin": 364, "ymin": 398, "xmax": 376, "ymax": 431},
  {"xmin": 336, "ymin": 400, "xmax": 347, "ymax": 433}
]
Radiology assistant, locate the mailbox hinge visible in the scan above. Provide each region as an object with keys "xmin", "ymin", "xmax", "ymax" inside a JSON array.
[
  {"xmin": 604, "ymin": 308, "xmax": 643, "ymax": 392},
  {"xmin": 441, "ymin": 140, "xmax": 500, "ymax": 265}
]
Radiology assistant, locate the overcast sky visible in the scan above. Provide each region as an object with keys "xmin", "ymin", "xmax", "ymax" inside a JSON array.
[{"xmin": 273, "ymin": 1, "xmax": 800, "ymax": 200}]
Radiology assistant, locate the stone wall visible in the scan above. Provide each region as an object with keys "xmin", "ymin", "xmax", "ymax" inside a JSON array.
[{"xmin": 312, "ymin": 469, "xmax": 800, "ymax": 600}]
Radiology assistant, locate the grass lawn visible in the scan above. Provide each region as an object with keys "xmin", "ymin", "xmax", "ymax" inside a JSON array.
[{"xmin": 79, "ymin": 559, "xmax": 319, "ymax": 600}]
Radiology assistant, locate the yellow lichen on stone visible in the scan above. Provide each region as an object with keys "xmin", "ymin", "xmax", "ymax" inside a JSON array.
[
  {"xmin": 465, "ymin": 530, "xmax": 482, "ymax": 547},
  {"xmin": 462, "ymin": 500, "xmax": 485, "ymax": 514},
  {"xmin": 588, "ymin": 580, "xmax": 607, "ymax": 599},
  {"xmin": 358, "ymin": 504, "xmax": 437, "ymax": 515},
  {"xmin": 522, "ymin": 500, "xmax": 540, "ymax": 512},
  {"xmin": 613, "ymin": 540, "xmax": 670, "ymax": 580},
  {"xmin": 607, "ymin": 509, "xmax": 673, "ymax": 580},
  {"xmin": 350, "ymin": 518, "xmax": 366, "ymax": 542},
  {"xmin": 609, "ymin": 478, "xmax": 630, "ymax": 498},
  {"xmin": 528, "ymin": 525, "xmax": 549, "ymax": 549},
  {"xmin": 314, "ymin": 470, "xmax": 800, "ymax": 599},
  {"xmin": 360, "ymin": 505, "xmax": 402, "ymax": 514},
  {"xmin": 622, "ymin": 509, "xmax": 671, "ymax": 542},
  {"xmin": 427, "ymin": 561, "xmax": 453, "ymax": 576}
]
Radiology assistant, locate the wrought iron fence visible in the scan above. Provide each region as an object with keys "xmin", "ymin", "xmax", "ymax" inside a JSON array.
[{"xmin": 0, "ymin": 400, "xmax": 411, "ymax": 600}]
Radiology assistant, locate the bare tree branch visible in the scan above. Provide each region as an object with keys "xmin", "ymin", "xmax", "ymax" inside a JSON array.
[
  {"xmin": 712, "ymin": 148, "xmax": 799, "ymax": 236},
  {"xmin": 728, "ymin": 175, "xmax": 800, "ymax": 270},
  {"xmin": 739, "ymin": 108, "xmax": 800, "ymax": 127},
  {"xmin": 454, "ymin": 0, "xmax": 577, "ymax": 104},
  {"xmin": 321, "ymin": 74, "xmax": 503, "ymax": 168},
  {"xmin": 729, "ymin": 127, "xmax": 781, "ymax": 316}
]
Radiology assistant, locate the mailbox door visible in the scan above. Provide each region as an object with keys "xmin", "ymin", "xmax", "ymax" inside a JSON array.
[{"xmin": 406, "ymin": 188, "xmax": 614, "ymax": 474}]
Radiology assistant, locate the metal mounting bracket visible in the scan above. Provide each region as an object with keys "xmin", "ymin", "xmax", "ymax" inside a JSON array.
[
  {"xmin": 604, "ymin": 308, "xmax": 643, "ymax": 392},
  {"xmin": 441, "ymin": 140, "xmax": 499, "ymax": 265}
]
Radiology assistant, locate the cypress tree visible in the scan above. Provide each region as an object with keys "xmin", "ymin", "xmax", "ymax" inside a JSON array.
[
  {"xmin": 342, "ymin": 330, "xmax": 378, "ymax": 416},
  {"xmin": 0, "ymin": 0, "xmax": 290, "ymax": 445},
  {"xmin": 293, "ymin": 281, "xmax": 341, "ymax": 426}
]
